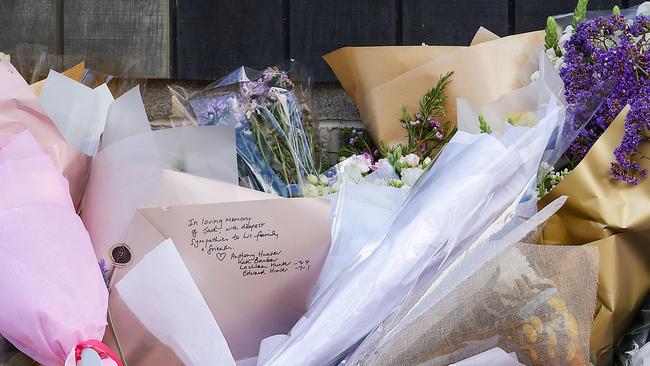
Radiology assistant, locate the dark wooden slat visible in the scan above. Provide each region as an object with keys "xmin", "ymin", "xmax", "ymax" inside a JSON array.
[
  {"xmin": 176, "ymin": 0, "xmax": 284, "ymax": 80},
  {"xmin": 63, "ymin": 0, "xmax": 170, "ymax": 78},
  {"xmin": 290, "ymin": 0, "xmax": 397, "ymax": 81},
  {"xmin": 514, "ymin": 0, "xmax": 621, "ymax": 33},
  {"xmin": 403, "ymin": 0, "xmax": 509, "ymax": 46},
  {"xmin": 0, "ymin": 0, "xmax": 57, "ymax": 52}
]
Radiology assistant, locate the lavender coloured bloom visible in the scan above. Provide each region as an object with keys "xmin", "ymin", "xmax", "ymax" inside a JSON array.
[{"xmin": 561, "ymin": 14, "xmax": 650, "ymax": 182}]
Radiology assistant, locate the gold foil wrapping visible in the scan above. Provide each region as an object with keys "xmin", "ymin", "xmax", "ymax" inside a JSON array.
[{"xmin": 540, "ymin": 107, "xmax": 650, "ymax": 365}]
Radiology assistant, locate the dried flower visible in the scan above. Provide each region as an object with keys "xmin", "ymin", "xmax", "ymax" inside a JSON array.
[{"xmin": 560, "ymin": 13, "xmax": 650, "ymax": 183}]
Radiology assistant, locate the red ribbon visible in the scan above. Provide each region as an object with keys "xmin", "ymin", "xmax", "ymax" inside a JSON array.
[{"xmin": 74, "ymin": 340, "xmax": 123, "ymax": 366}]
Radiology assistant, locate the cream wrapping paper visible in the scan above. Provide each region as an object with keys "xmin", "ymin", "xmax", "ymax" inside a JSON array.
[
  {"xmin": 81, "ymin": 87, "xmax": 238, "ymax": 265},
  {"xmin": 107, "ymin": 198, "xmax": 331, "ymax": 364},
  {"xmin": 324, "ymin": 31, "xmax": 544, "ymax": 146},
  {"xmin": 539, "ymin": 107, "xmax": 650, "ymax": 366}
]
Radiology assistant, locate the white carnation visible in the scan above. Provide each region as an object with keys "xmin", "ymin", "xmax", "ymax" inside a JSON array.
[{"xmin": 399, "ymin": 153, "xmax": 420, "ymax": 168}]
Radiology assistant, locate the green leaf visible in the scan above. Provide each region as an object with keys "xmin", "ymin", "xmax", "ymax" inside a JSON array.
[
  {"xmin": 545, "ymin": 17, "xmax": 561, "ymax": 57},
  {"xmin": 507, "ymin": 117, "xmax": 515, "ymax": 126},
  {"xmin": 572, "ymin": 0, "xmax": 589, "ymax": 27},
  {"xmin": 478, "ymin": 115, "xmax": 492, "ymax": 134},
  {"xmin": 613, "ymin": 5, "xmax": 621, "ymax": 15}
]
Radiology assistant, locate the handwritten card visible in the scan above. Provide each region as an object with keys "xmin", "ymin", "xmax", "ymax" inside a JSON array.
[{"xmin": 109, "ymin": 197, "xmax": 331, "ymax": 362}]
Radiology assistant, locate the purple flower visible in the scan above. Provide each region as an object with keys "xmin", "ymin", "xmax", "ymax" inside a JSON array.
[
  {"xmin": 435, "ymin": 131, "xmax": 443, "ymax": 140},
  {"xmin": 99, "ymin": 259, "xmax": 111, "ymax": 288},
  {"xmin": 428, "ymin": 119, "xmax": 441, "ymax": 128},
  {"xmin": 560, "ymin": 14, "xmax": 650, "ymax": 183},
  {"xmin": 362, "ymin": 152, "xmax": 374, "ymax": 165}
]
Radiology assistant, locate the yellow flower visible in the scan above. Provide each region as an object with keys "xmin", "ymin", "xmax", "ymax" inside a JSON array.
[
  {"xmin": 522, "ymin": 323, "xmax": 538, "ymax": 343},
  {"xmin": 548, "ymin": 297, "xmax": 568, "ymax": 314},
  {"xmin": 529, "ymin": 316, "xmax": 544, "ymax": 333}
]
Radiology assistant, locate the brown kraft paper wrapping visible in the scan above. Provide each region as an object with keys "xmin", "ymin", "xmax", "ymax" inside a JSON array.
[{"xmin": 324, "ymin": 31, "xmax": 544, "ymax": 146}]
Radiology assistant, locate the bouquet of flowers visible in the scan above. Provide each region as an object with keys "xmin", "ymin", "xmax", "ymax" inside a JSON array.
[
  {"xmin": 170, "ymin": 62, "xmax": 323, "ymax": 197},
  {"xmin": 532, "ymin": 1, "xmax": 650, "ymax": 364},
  {"xmin": 310, "ymin": 72, "xmax": 454, "ymax": 193}
]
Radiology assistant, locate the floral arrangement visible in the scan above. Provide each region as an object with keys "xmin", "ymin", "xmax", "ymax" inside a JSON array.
[
  {"xmin": 544, "ymin": 0, "xmax": 650, "ymax": 184},
  {"xmin": 308, "ymin": 72, "xmax": 454, "ymax": 194},
  {"xmin": 188, "ymin": 65, "xmax": 323, "ymax": 197}
]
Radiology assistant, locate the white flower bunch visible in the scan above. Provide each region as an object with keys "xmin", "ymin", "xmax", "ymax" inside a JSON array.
[
  {"xmin": 390, "ymin": 153, "xmax": 432, "ymax": 189},
  {"xmin": 536, "ymin": 162, "xmax": 570, "ymax": 199},
  {"xmin": 304, "ymin": 152, "xmax": 434, "ymax": 196}
]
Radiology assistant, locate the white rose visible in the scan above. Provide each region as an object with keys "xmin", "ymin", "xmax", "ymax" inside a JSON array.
[
  {"xmin": 399, "ymin": 153, "xmax": 420, "ymax": 168},
  {"xmin": 348, "ymin": 154, "xmax": 372, "ymax": 173},
  {"xmin": 342, "ymin": 165, "xmax": 364, "ymax": 183},
  {"xmin": 637, "ymin": 2, "xmax": 650, "ymax": 17},
  {"xmin": 0, "ymin": 52, "xmax": 9, "ymax": 63},
  {"xmin": 401, "ymin": 167, "xmax": 425, "ymax": 187},
  {"xmin": 336, "ymin": 155, "xmax": 371, "ymax": 183}
]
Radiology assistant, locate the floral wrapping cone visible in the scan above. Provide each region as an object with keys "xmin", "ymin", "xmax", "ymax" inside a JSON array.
[
  {"xmin": 539, "ymin": 107, "xmax": 650, "ymax": 366},
  {"xmin": 324, "ymin": 31, "xmax": 543, "ymax": 147}
]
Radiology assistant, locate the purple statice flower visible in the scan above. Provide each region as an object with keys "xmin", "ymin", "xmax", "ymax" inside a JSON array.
[
  {"xmin": 611, "ymin": 94, "xmax": 650, "ymax": 184},
  {"xmin": 561, "ymin": 14, "xmax": 650, "ymax": 183},
  {"xmin": 99, "ymin": 259, "xmax": 111, "ymax": 288}
]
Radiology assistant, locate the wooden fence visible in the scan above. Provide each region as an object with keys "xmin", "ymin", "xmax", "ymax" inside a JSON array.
[{"xmin": 0, "ymin": 0, "xmax": 644, "ymax": 81}]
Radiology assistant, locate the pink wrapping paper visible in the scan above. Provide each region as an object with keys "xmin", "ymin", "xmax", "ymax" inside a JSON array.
[
  {"xmin": 0, "ymin": 130, "xmax": 116, "ymax": 366},
  {"xmin": 0, "ymin": 61, "xmax": 90, "ymax": 209}
]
